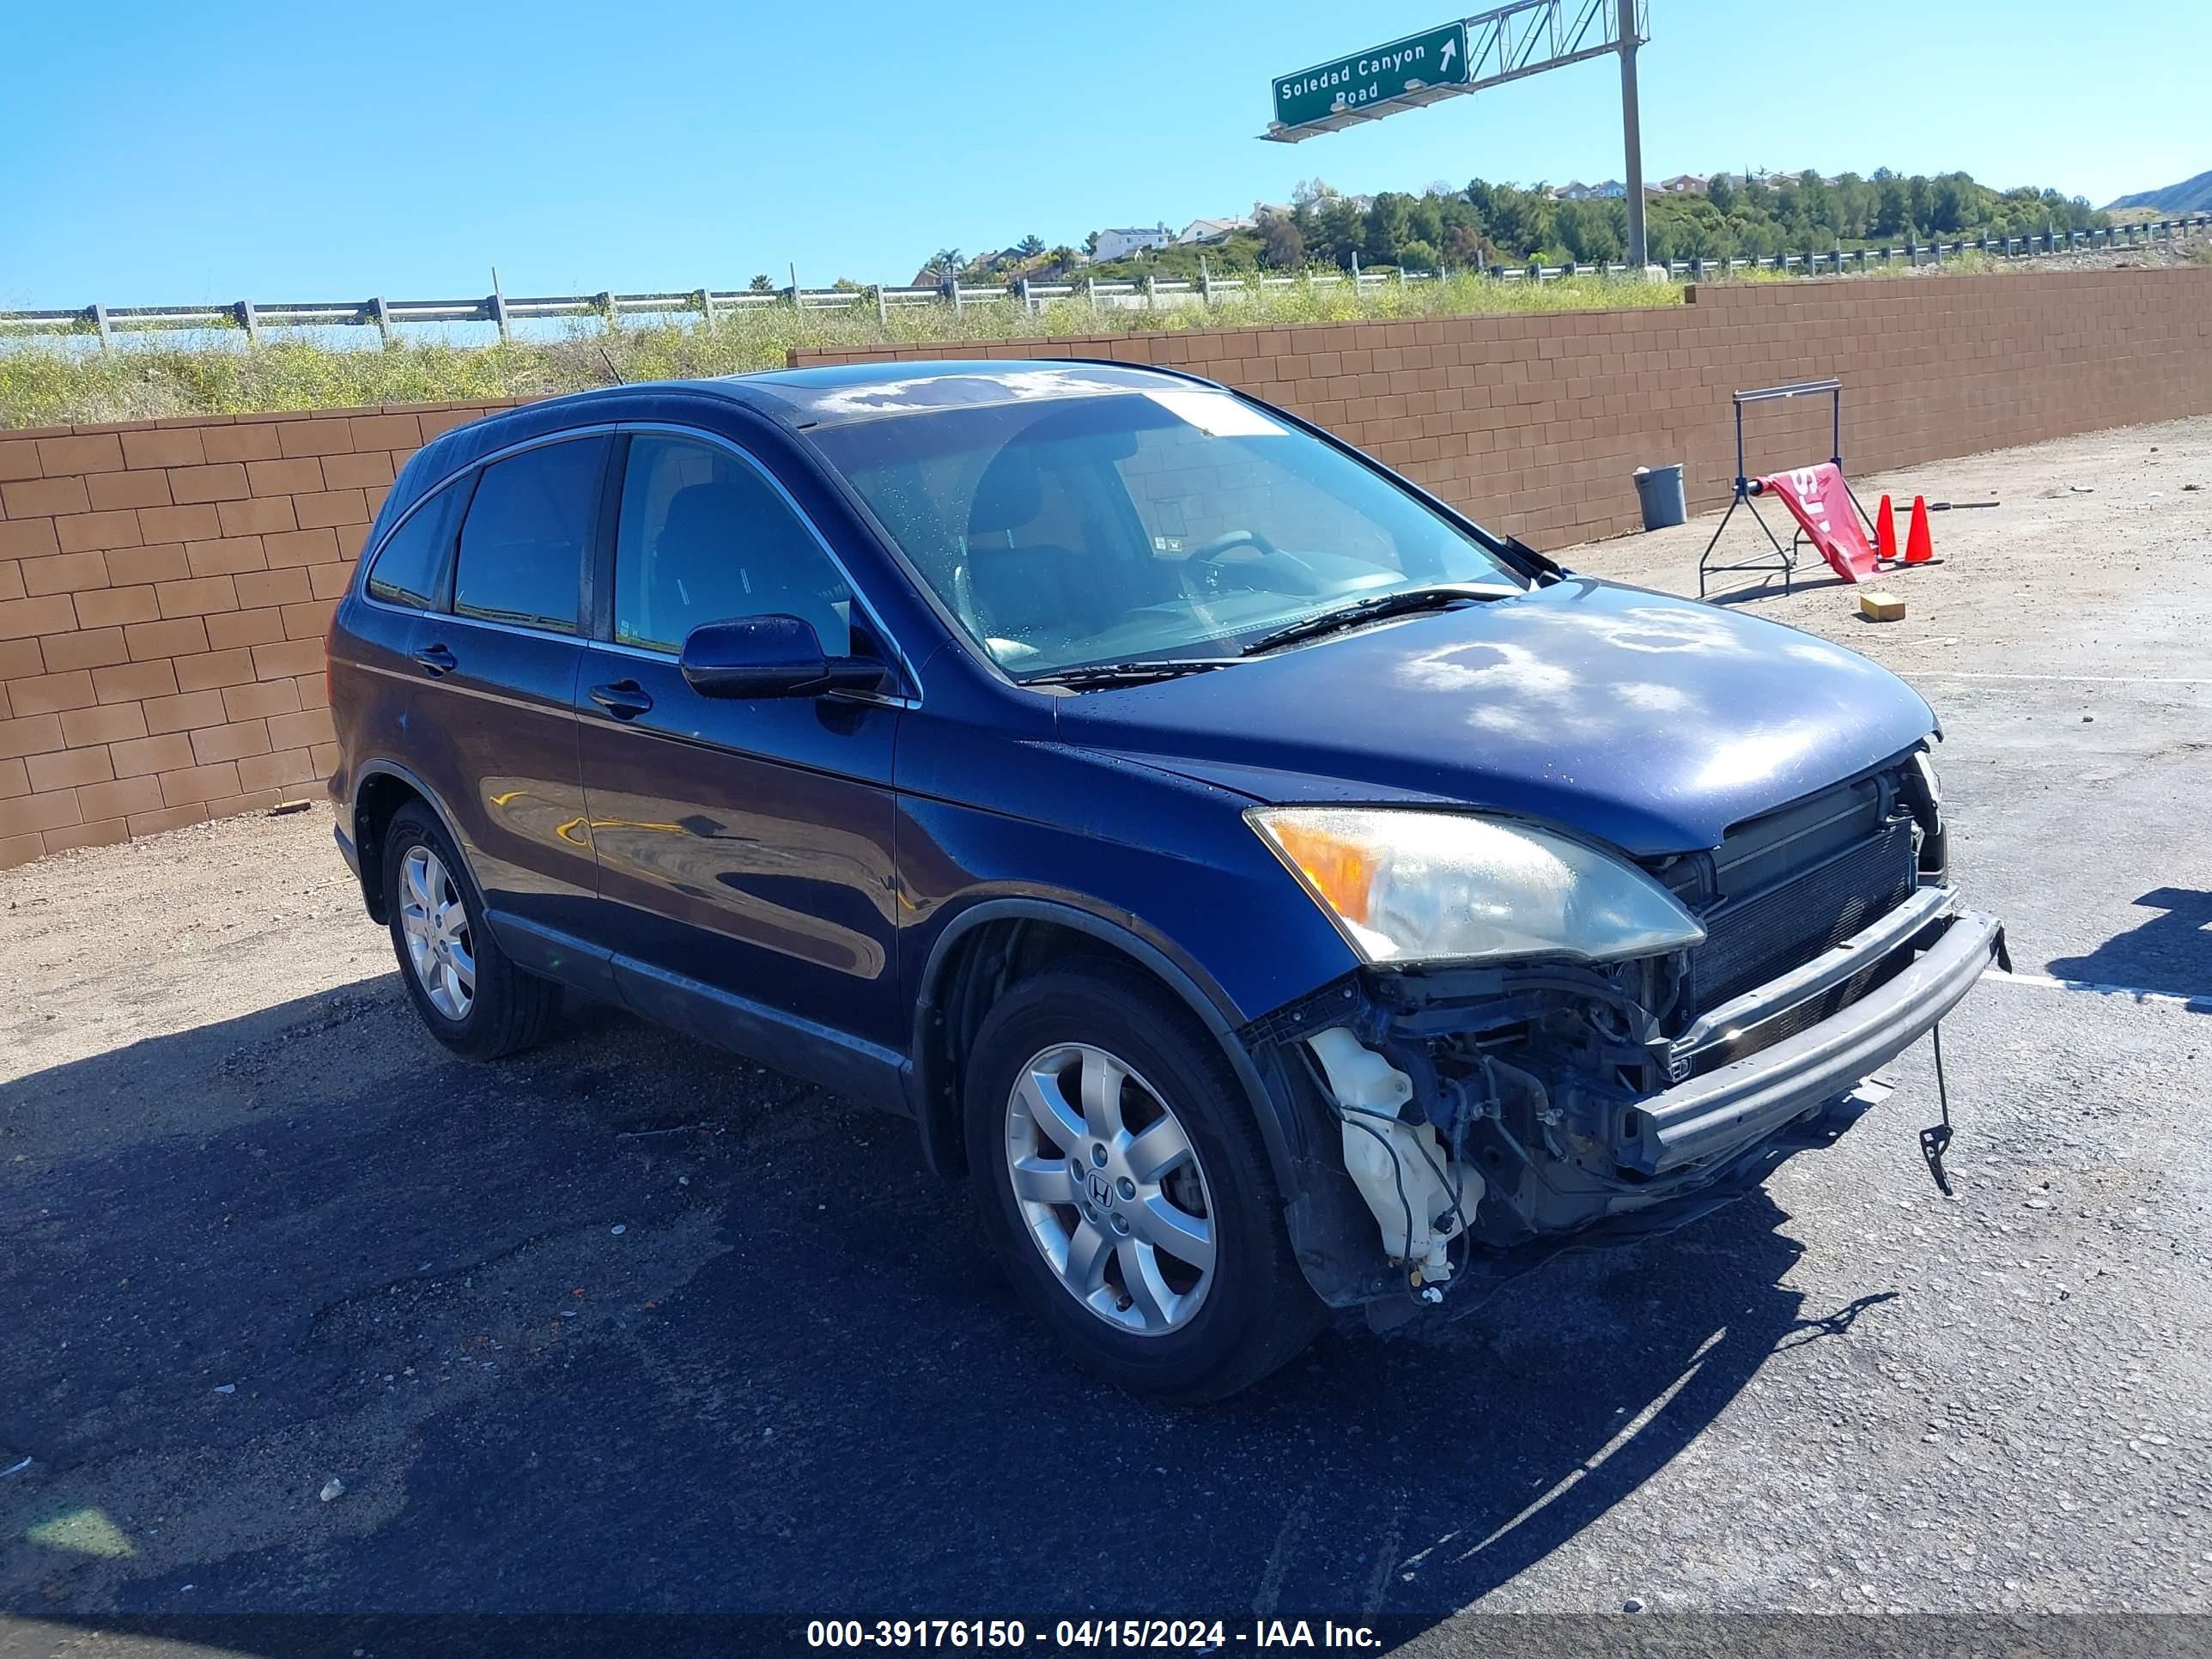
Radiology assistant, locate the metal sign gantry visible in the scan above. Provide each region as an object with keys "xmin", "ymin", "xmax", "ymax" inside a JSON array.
[{"xmin": 1262, "ymin": 0, "xmax": 1654, "ymax": 266}]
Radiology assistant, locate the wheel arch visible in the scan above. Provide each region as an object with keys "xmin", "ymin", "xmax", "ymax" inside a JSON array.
[
  {"xmin": 908, "ymin": 897, "xmax": 1310, "ymax": 1195},
  {"xmin": 349, "ymin": 760, "xmax": 471, "ymax": 923}
]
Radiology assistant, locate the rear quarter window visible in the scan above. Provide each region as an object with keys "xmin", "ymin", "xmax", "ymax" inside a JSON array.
[
  {"xmin": 365, "ymin": 481, "xmax": 469, "ymax": 610},
  {"xmin": 452, "ymin": 436, "xmax": 611, "ymax": 635}
]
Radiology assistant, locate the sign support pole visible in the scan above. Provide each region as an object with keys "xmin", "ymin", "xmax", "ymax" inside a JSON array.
[{"xmin": 1618, "ymin": 0, "xmax": 1647, "ymax": 270}]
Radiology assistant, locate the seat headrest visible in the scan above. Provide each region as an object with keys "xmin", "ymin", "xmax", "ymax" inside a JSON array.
[
  {"xmin": 656, "ymin": 483, "xmax": 728, "ymax": 559},
  {"xmin": 966, "ymin": 449, "xmax": 1042, "ymax": 538}
]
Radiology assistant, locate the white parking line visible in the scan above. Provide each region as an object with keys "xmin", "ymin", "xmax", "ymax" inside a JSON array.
[
  {"xmin": 1913, "ymin": 671, "xmax": 2212, "ymax": 685},
  {"xmin": 1981, "ymin": 968, "xmax": 2212, "ymax": 1014}
]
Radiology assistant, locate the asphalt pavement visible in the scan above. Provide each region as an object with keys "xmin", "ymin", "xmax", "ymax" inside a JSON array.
[{"xmin": 3, "ymin": 417, "xmax": 2209, "ymax": 1652}]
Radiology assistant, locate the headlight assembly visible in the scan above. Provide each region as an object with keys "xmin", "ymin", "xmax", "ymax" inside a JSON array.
[{"xmin": 1249, "ymin": 806, "xmax": 1706, "ymax": 967}]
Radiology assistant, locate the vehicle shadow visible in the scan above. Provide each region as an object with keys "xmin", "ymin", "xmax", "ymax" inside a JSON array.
[
  {"xmin": 3, "ymin": 981, "xmax": 1853, "ymax": 1636},
  {"xmin": 2045, "ymin": 886, "xmax": 2212, "ymax": 1006}
]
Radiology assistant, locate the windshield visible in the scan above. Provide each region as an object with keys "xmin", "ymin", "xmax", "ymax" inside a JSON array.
[{"xmin": 806, "ymin": 388, "xmax": 1524, "ymax": 678}]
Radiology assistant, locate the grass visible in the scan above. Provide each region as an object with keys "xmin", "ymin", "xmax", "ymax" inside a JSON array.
[{"xmin": 1, "ymin": 271, "xmax": 1686, "ymax": 430}]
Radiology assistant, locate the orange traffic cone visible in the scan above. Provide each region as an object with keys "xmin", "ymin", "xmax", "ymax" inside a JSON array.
[
  {"xmin": 1905, "ymin": 495, "xmax": 1934, "ymax": 564},
  {"xmin": 1875, "ymin": 495, "xmax": 1899, "ymax": 562}
]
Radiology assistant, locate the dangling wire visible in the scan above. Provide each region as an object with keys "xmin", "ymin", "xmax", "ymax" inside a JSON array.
[{"xmin": 1338, "ymin": 1109, "xmax": 1417, "ymax": 1280}]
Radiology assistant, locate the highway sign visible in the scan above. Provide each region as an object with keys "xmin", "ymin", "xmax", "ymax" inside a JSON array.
[{"xmin": 1271, "ymin": 22, "xmax": 1470, "ymax": 133}]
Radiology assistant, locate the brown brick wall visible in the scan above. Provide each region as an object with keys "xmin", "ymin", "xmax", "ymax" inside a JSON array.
[
  {"xmin": 793, "ymin": 267, "xmax": 2212, "ymax": 547},
  {"xmin": 3, "ymin": 269, "xmax": 2208, "ymax": 868},
  {"xmin": 0, "ymin": 398, "xmax": 520, "ymax": 867}
]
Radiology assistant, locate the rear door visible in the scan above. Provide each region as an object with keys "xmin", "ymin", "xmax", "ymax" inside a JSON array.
[
  {"xmin": 342, "ymin": 475, "xmax": 471, "ymax": 819},
  {"xmin": 403, "ymin": 434, "xmax": 611, "ymax": 934},
  {"xmin": 573, "ymin": 429, "xmax": 903, "ymax": 1060}
]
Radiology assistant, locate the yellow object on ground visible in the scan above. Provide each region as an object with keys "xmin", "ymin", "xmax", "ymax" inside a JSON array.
[{"xmin": 1859, "ymin": 590, "xmax": 1906, "ymax": 622}]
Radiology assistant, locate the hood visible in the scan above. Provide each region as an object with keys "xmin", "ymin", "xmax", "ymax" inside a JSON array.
[{"xmin": 1056, "ymin": 579, "xmax": 1935, "ymax": 856}]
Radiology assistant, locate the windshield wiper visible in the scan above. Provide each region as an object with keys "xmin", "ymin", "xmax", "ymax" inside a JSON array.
[
  {"xmin": 1022, "ymin": 657, "xmax": 1243, "ymax": 690},
  {"xmin": 1241, "ymin": 583, "xmax": 1517, "ymax": 655},
  {"xmin": 1504, "ymin": 535, "xmax": 1571, "ymax": 584}
]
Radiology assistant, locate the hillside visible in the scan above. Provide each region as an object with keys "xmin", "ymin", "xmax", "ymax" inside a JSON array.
[
  {"xmin": 2106, "ymin": 170, "xmax": 2212, "ymax": 215},
  {"xmin": 968, "ymin": 168, "xmax": 2109, "ymax": 286}
]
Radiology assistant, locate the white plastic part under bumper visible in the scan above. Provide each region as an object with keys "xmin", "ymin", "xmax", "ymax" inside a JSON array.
[{"xmin": 1620, "ymin": 908, "xmax": 2004, "ymax": 1176}]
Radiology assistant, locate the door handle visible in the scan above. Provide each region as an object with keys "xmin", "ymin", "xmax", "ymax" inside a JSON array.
[
  {"xmin": 588, "ymin": 680, "xmax": 654, "ymax": 720},
  {"xmin": 412, "ymin": 643, "xmax": 457, "ymax": 677}
]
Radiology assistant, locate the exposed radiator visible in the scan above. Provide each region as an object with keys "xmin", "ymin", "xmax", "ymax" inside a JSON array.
[{"xmin": 1683, "ymin": 816, "xmax": 1918, "ymax": 1016}]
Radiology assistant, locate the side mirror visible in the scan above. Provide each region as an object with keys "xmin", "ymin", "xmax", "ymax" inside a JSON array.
[{"xmin": 679, "ymin": 615, "xmax": 886, "ymax": 700}]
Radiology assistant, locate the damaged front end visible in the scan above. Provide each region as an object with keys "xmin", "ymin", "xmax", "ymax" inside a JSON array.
[{"xmin": 1243, "ymin": 751, "xmax": 2006, "ymax": 1317}]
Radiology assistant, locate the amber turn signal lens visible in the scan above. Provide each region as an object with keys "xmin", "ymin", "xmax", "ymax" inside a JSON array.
[{"xmin": 1267, "ymin": 817, "xmax": 1381, "ymax": 925}]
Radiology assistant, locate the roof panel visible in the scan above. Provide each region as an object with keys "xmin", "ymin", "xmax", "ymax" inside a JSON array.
[{"xmin": 724, "ymin": 359, "xmax": 1200, "ymax": 426}]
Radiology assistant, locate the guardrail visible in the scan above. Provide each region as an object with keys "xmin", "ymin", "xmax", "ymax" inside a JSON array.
[{"xmin": 5, "ymin": 214, "xmax": 2204, "ymax": 348}]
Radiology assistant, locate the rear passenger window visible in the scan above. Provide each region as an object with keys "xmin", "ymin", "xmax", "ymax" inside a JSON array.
[
  {"xmin": 453, "ymin": 436, "xmax": 610, "ymax": 635},
  {"xmin": 365, "ymin": 482, "xmax": 467, "ymax": 611}
]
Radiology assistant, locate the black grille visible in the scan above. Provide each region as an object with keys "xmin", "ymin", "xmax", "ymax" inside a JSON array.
[{"xmin": 1683, "ymin": 817, "xmax": 1917, "ymax": 1014}]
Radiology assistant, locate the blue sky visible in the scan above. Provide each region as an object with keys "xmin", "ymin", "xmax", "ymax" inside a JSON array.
[{"xmin": 2, "ymin": 0, "xmax": 2201, "ymax": 307}]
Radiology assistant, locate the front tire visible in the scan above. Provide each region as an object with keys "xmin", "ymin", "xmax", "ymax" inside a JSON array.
[
  {"xmin": 381, "ymin": 805, "xmax": 561, "ymax": 1060},
  {"xmin": 963, "ymin": 961, "xmax": 1322, "ymax": 1403}
]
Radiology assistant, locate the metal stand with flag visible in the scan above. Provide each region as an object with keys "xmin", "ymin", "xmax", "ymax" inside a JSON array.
[{"xmin": 1698, "ymin": 378, "xmax": 1889, "ymax": 598}]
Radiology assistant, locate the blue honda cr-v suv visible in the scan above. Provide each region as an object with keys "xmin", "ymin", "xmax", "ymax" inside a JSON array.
[{"xmin": 326, "ymin": 360, "xmax": 2003, "ymax": 1401}]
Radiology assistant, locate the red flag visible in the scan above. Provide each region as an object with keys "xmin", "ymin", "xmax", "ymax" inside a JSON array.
[{"xmin": 1757, "ymin": 464, "xmax": 1881, "ymax": 584}]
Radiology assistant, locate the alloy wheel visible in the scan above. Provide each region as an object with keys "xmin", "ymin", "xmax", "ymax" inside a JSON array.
[
  {"xmin": 1004, "ymin": 1042, "xmax": 1216, "ymax": 1335},
  {"xmin": 398, "ymin": 846, "xmax": 476, "ymax": 1020}
]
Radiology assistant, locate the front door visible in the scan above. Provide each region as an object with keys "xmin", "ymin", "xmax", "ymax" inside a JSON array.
[{"xmin": 573, "ymin": 431, "xmax": 903, "ymax": 1060}]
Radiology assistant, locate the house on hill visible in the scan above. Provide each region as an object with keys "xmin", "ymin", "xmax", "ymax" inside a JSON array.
[
  {"xmin": 1176, "ymin": 216, "xmax": 1255, "ymax": 245},
  {"xmin": 1091, "ymin": 223, "xmax": 1173, "ymax": 261}
]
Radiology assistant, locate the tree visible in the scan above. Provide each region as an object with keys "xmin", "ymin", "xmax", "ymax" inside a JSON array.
[
  {"xmin": 1873, "ymin": 177, "xmax": 1910, "ymax": 238},
  {"xmin": 920, "ymin": 248, "xmax": 963, "ymax": 283},
  {"xmin": 1407, "ymin": 194, "xmax": 1446, "ymax": 247},
  {"xmin": 1364, "ymin": 192, "xmax": 1416, "ymax": 264},
  {"xmin": 1396, "ymin": 239, "xmax": 1440, "ymax": 273},
  {"xmin": 1653, "ymin": 196, "xmax": 1734, "ymax": 261},
  {"xmin": 1317, "ymin": 197, "xmax": 1365, "ymax": 267},
  {"xmin": 1441, "ymin": 219, "xmax": 1490, "ymax": 267},
  {"xmin": 1707, "ymin": 173, "xmax": 1735, "ymax": 216},
  {"xmin": 1906, "ymin": 174, "xmax": 1936, "ymax": 232},
  {"xmin": 748, "ymin": 274, "xmax": 775, "ymax": 293},
  {"xmin": 1486, "ymin": 185, "xmax": 1555, "ymax": 258},
  {"xmin": 1555, "ymin": 198, "xmax": 1625, "ymax": 264},
  {"xmin": 1015, "ymin": 234, "xmax": 1045, "ymax": 258},
  {"xmin": 1292, "ymin": 176, "xmax": 1340, "ymax": 207},
  {"xmin": 1260, "ymin": 212, "xmax": 1306, "ymax": 270},
  {"xmin": 1929, "ymin": 177, "xmax": 1966, "ymax": 234}
]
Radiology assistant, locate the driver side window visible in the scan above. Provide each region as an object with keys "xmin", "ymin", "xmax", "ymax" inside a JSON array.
[{"xmin": 613, "ymin": 434, "xmax": 851, "ymax": 656}]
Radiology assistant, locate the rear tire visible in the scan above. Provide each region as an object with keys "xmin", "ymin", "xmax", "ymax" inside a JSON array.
[
  {"xmin": 381, "ymin": 804, "xmax": 562, "ymax": 1060},
  {"xmin": 963, "ymin": 960, "xmax": 1322, "ymax": 1404}
]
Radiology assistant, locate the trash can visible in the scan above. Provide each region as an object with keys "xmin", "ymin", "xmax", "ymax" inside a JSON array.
[{"xmin": 1633, "ymin": 464, "xmax": 1686, "ymax": 531}]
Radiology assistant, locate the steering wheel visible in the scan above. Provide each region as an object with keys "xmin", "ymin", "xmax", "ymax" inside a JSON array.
[
  {"xmin": 1181, "ymin": 529, "xmax": 1325, "ymax": 597},
  {"xmin": 1188, "ymin": 528, "xmax": 1279, "ymax": 564}
]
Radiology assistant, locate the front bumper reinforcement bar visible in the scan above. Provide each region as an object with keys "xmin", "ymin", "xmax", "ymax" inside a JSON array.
[{"xmin": 1626, "ymin": 908, "xmax": 2005, "ymax": 1176}]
